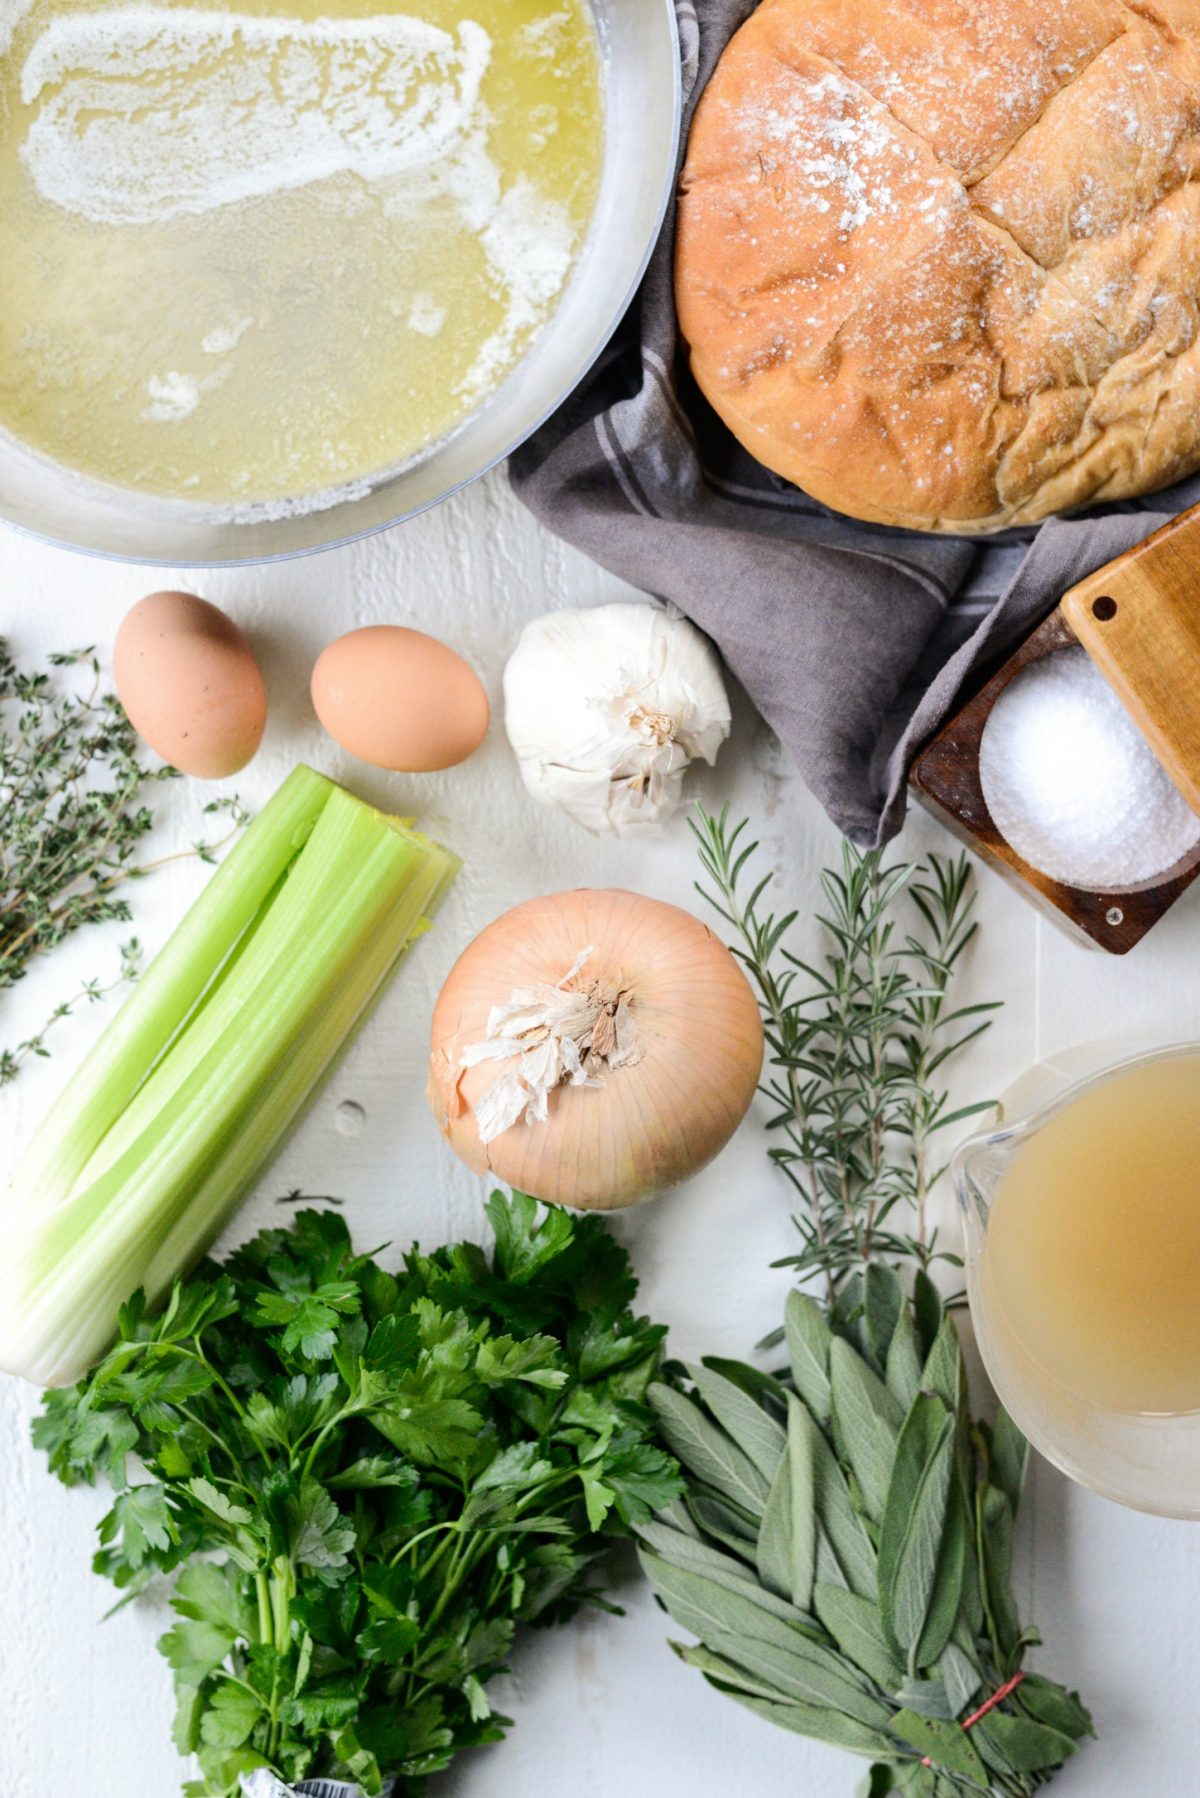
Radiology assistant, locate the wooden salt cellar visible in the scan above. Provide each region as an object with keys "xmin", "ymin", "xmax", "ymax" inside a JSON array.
[{"xmin": 910, "ymin": 502, "xmax": 1200, "ymax": 954}]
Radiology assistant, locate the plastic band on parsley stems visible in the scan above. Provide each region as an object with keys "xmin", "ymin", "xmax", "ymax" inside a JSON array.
[
  {"xmin": 920, "ymin": 1669, "xmax": 1028, "ymax": 1769},
  {"xmin": 240, "ymin": 1774, "xmax": 396, "ymax": 1797}
]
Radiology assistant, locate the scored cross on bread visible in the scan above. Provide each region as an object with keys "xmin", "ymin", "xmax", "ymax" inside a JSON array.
[{"xmin": 676, "ymin": 0, "xmax": 1200, "ymax": 533}]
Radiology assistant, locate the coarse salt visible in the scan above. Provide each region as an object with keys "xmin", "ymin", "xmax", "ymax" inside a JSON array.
[{"xmin": 978, "ymin": 647, "xmax": 1200, "ymax": 891}]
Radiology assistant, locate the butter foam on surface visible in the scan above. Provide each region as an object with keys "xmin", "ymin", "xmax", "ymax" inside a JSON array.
[{"xmin": 20, "ymin": 8, "xmax": 491, "ymax": 225}]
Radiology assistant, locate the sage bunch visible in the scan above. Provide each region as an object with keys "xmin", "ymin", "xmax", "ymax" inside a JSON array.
[{"xmin": 643, "ymin": 1265, "xmax": 1091, "ymax": 1795}]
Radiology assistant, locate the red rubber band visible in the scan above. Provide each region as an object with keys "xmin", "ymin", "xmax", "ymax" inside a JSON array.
[{"xmin": 920, "ymin": 1669, "xmax": 1027, "ymax": 1768}]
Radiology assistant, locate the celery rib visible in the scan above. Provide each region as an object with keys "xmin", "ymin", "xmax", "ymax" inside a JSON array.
[
  {"xmin": 10, "ymin": 765, "xmax": 331, "ymax": 1208},
  {"xmin": 0, "ymin": 769, "xmax": 459, "ymax": 1388}
]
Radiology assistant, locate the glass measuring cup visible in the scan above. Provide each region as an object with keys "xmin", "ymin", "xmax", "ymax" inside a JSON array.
[{"xmin": 954, "ymin": 1042, "xmax": 1200, "ymax": 1519}]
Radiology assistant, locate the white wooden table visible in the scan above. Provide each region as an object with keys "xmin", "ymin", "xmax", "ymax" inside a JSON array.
[{"xmin": 2, "ymin": 471, "xmax": 1196, "ymax": 1797}]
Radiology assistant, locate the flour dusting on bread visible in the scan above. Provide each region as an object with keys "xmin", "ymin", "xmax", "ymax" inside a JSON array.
[{"xmin": 676, "ymin": 0, "xmax": 1200, "ymax": 533}]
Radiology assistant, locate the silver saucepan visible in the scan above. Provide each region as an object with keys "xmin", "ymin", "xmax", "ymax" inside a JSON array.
[{"xmin": 0, "ymin": 0, "xmax": 681, "ymax": 566}]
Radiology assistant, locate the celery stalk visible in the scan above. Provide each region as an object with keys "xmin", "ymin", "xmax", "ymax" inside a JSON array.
[
  {"xmin": 0, "ymin": 769, "xmax": 458, "ymax": 1388},
  {"xmin": 9, "ymin": 764, "xmax": 331, "ymax": 1208}
]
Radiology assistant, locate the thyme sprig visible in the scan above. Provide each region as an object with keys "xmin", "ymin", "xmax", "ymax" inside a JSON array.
[
  {"xmin": 1, "ymin": 640, "xmax": 247, "ymax": 1085},
  {"xmin": 690, "ymin": 806, "xmax": 999, "ymax": 1301},
  {"xmin": 1, "ymin": 936, "xmax": 143, "ymax": 1087}
]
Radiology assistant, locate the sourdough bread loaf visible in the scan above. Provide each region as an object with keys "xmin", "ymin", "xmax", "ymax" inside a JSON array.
[{"xmin": 675, "ymin": 0, "xmax": 1200, "ymax": 533}]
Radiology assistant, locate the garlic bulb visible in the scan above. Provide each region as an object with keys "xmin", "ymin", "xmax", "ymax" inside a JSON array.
[
  {"xmin": 427, "ymin": 888, "xmax": 763, "ymax": 1209},
  {"xmin": 503, "ymin": 602, "xmax": 731, "ymax": 836}
]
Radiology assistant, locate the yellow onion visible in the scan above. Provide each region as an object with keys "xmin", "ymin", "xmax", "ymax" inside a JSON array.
[{"xmin": 428, "ymin": 888, "xmax": 763, "ymax": 1208}]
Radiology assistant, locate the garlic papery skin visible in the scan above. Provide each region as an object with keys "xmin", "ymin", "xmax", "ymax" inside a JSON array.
[
  {"xmin": 502, "ymin": 602, "xmax": 731, "ymax": 836},
  {"xmin": 428, "ymin": 889, "xmax": 764, "ymax": 1210}
]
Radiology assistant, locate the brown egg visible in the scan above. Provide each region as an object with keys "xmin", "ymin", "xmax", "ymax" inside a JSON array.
[
  {"xmin": 114, "ymin": 591, "xmax": 267, "ymax": 779},
  {"xmin": 311, "ymin": 625, "xmax": 489, "ymax": 772}
]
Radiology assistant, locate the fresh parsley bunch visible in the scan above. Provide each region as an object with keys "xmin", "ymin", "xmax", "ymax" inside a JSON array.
[{"xmin": 35, "ymin": 1193, "xmax": 680, "ymax": 1798}]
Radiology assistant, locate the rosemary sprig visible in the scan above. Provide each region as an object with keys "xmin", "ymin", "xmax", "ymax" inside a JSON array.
[
  {"xmin": 690, "ymin": 806, "xmax": 1000, "ymax": 1301},
  {"xmin": 0, "ymin": 640, "xmax": 247, "ymax": 1085}
]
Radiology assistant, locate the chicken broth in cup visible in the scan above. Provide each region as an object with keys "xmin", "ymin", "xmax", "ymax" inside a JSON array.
[{"xmin": 958, "ymin": 1046, "xmax": 1200, "ymax": 1517}]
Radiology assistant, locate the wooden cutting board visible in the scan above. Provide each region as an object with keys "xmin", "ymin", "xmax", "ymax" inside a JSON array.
[
  {"xmin": 1062, "ymin": 500, "xmax": 1200, "ymax": 814},
  {"xmin": 910, "ymin": 499, "xmax": 1200, "ymax": 953}
]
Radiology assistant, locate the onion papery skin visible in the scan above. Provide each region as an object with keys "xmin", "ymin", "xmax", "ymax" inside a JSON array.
[{"xmin": 428, "ymin": 888, "xmax": 764, "ymax": 1209}]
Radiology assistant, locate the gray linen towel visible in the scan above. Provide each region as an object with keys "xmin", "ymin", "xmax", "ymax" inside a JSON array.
[{"xmin": 510, "ymin": 0, "xmax": 1200, "ymax": 847}]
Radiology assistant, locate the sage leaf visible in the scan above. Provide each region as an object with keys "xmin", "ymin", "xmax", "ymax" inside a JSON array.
[
  {"xmin": 893, "ymin": 1432, "xmax": 955, "ymax": 1665},
  {"xmin": 921, "ymin": 1318, "xmax": 966, "ymax": 1415},
  {"xmin": 700, "ymin": 1355, "xmax": 790, "ymax": 1413},
  {"xmin": 939, "ymin": 1641, "xmax": 983, "ymax": 1719},
  {"xmin": 912, "ymin": 1271, "xmax": 943, "ymax": 1359},
  {"xmin": 813, "ymin": 1583, "xmax": 904, "ymax": 1692},
  {"xmin": 988, "ymin": 1407, "xmax": 1028, "ymax": 1513},
  {"xmin": 954, "ymin": 1476, "xmax": 985, "ymax": 1639},
  {"xmin": 862, "ymin": 1264, "xmax": 903, "ymax": 1373},
  {"xmin": 785, "ymin": 1291, "xmax": 832, "ymax": 1424},
  {"xmin": 879, "ymin": 1394, "xmax": 954, "ymax": 1663},
  {"xmin": 650, "ymin": 1384, "xmax": 770, "ymax": 1516},
  {"xmin": 830, "ymin": 1338, "xmax": 902, "ymax": 1525},
  {"xmin": 977, "ymin": 1484, "xmax": 1021, "ymax": 1661},
  {"xmin": 878, "ymin": 1391, "xmax": 947, "ymax": 1646},
  {"xmin": 895, "ymin": 1676, "xmax": 954, "ymax": 1719},
  {"xmin": 643, "ymin": 1554, "xmax": 890, "ymax": 1731},
  {"xmin": 724, "ymin": 1688, "xmax": 896, "ymax": 1758},
  {"xmin": 754, "ymin": 1437, "xmax": 793, "ymax": 1606},
  {"xmin": 756, "ymin": 1394, "xmax": 816, "ymax": 1610},
  {"xmin": 641, "ymin": 1522, "xmax": 811, "ymax": 1625},
  {"xmin": 659, "ymin": 1494, "xmax": 701, "ymax": 1538},
  {"xmin": 811, "ymin": 1420, "xmax": 877, "ymax": 1600},
  {"xmin": 688, "ymin": 1496, "xmax": 759, "ymax": 1567},
  {"xmin": 885, "ymin": 1306, "xmax": 923, "ymax": 1413},
  {"xmin": 638, "ymin": 1551, "xmax": 822, "ymax": 1660},
  {"xmin": 672, "ymin": 1638, "xmax": 795, "ymax": 1704},
  {"xmin": 975, "ymin": 1710, "xmax": 1079, "ymax": 1772},
  {"xmin": 872, "ymin": 1765, "xmax": 942, "ymax": 1798},
  {"xmin": 700, "ymin": 1626, "xmax": 895, "ymax": 1732},
  {"xmin": 890, "ymin": 1708, "xmax": 988, "ymax": 1787},
  {"xmin": 973, "ymin": 1721, "xmax": 1015, "ymax": 1779},
  {"xmin": 1017, "ymin": 1673, "xmax": 1093, "ymax": 1739},
  {"xmin": 831, "ymin": 1272, "xmax": 866, "ymax": 1351},
  {"xmin": 816, "ymin": 1522, "xmax": 850, "ymax": 1591},
  {"xmin": 688, "ymin": 1362, "xmax": 787, "ymax": 1484},
  {"xmin": 915, "ymin": 1469, "xmax": 967, "ymax": 1669}
]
